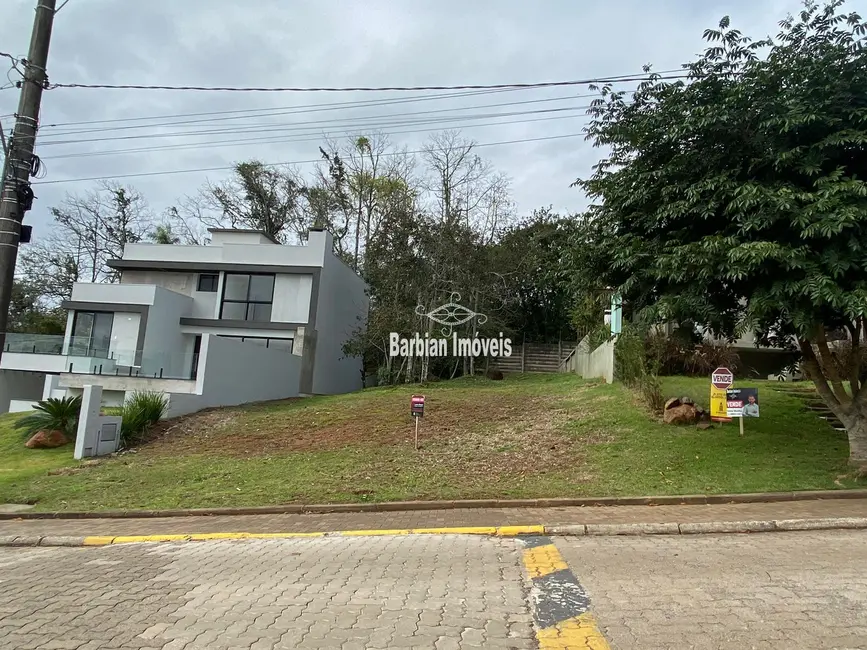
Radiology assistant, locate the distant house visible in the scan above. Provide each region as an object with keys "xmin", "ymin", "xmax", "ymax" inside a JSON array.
[{"xmin": 0, "ymin": 228, "xmax": 368, "ymax": 416}]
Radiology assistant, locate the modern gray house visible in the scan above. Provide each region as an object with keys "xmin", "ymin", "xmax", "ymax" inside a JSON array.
[{"xmin": 0, "ymin": 229, "xmax": 369, "ymax": 416}]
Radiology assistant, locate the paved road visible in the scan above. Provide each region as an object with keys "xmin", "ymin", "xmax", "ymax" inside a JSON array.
[
  {"xmin": 0, "ymin": 531, "xmax": 865, "ymax": 649},
  {"xmin": 557, "ymin": 530, "xmax": 867, "ymax": 650}
]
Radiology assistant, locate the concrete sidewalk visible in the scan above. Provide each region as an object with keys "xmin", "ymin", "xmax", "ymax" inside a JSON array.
[{"xmin": 1, "ymin": 497, "xmax": 866, "ymax": 538}]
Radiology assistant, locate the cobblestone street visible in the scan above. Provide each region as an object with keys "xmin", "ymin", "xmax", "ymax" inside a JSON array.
[
  {"xmin": 555, "ymin": 530, "xmax": 867, "ymax": 649},
  {"xmin": 0, "ymin": 530, "xmax": 865, "ymax": 649}
]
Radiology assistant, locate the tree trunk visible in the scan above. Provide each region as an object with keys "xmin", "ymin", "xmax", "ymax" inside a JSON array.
[{"xmin": 840, "ymin": 408, "xmax": 867, "ymax": 474}]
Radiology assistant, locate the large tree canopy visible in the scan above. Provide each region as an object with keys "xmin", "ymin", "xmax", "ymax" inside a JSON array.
[{"xmin": 576, "ymin": 0, "xmax": 867, "ymax": 468}]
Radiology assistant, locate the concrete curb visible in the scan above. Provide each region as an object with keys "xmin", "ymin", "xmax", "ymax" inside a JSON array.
[
  {"xmin": 2, "ymin": 489, "xmax": 867, "ymax": 520},
  {"xmin": 1, "ymin": 518, "xmax": 865, "ymax": 548}
]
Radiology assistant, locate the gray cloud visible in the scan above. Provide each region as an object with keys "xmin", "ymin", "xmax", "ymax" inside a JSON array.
[{"xmin": 2, "ymin": 0, "xmax": 860, "ymax": 238}]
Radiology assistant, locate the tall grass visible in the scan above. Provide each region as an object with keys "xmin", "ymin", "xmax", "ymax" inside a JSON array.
[{"xmin": 120, "ymin": 391, "xmax": 168, "ymax": 446}]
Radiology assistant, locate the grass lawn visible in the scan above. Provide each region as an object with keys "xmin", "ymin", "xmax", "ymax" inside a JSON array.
[{"xmin": 0, "ymin": 374, "xmax": 863, "ymax": 512}]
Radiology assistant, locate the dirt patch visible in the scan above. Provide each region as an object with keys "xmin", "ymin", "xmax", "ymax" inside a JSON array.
[{"xmin": 132, "ymin": 390, "xmax": 589, "ymax": 463}]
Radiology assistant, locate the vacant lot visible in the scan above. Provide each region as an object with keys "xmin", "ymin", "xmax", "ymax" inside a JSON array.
[{"xmin": 1, "ymin": 374, "xmax": 862, "ymax": 512}]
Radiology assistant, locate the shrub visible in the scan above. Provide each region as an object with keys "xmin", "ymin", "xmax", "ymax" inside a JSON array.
[
  {"xmin": 614, "ymin": 325, "xmax": 646, "ymax": 385},
  {"xmin": 686, "ymin": 343, "xmax": 740, "ymax": 376},
  {"xmin": 14, "ymin": 396, "xmax": 82, "ymax": 439},
  {"xmin": 638, "ymin": 374, "xmax": 665, "ymax": 414},
  {"xmin": 120, "ymin": 391, "xmax": 168, "ymax": 446}
]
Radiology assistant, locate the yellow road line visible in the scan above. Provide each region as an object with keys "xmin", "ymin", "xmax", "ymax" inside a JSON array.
[
  {"xmin": 522, "ymin": 543, "xmax": 569, "ymax": 579},
  {"xmin": 519, "ymin": 536, "xmax": 612, "ymax": 649},
  {"xmin": 537, "ymin": 613, "xmax": 611, "ymax": 650},
  {"xmin": 81, "ymin": 525, "xmax": 545, "ymax": 546}
]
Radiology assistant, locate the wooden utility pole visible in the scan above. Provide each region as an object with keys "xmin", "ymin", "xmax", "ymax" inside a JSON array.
[{"xmin": 0, "ymin": 0, "xmax": 57, "ymax": 364}]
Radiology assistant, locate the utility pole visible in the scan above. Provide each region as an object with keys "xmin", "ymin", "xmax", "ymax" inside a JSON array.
[{"xmin": 0, "ymin": 0, "xmax": 57, "ymax": 364}]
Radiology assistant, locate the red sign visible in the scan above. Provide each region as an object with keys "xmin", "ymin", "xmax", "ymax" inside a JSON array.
[
  {"xmin": 711, "ymin": 367, "xmax": 734, "ymax": 389},
  {"xmin": 411, "ymin": 395, "xmax": 425, "ymax": 417}
]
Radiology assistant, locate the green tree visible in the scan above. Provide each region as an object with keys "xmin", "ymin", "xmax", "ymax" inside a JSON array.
[
  {"xmin": 575, "ymin": 1, "xmax": 867, "ymax": 469},
  {"xmin": 148, "ymin": 224, "xmax": 180, "ymax": 244},
  {"xmin": 494, "ymin": 208, "xmax": 580, "ymax": 342},
  {"xmin": 8, "ymin": 281, "xmax": 66, "ymax": 334}
]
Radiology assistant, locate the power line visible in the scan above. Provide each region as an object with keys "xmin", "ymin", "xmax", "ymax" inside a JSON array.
[
  {"xmin": 41, "ymin": 89, "xmax": 608, "ymax": 137},
  {"xmin": 38, "ymin": 104, "xmax": 593, "ymax": 146},
  {"xmin": 38, "ymin": 88, "xmax": 518, "ymax": 129},
  {"xmin": 41, "ymin": 112, "xmax": 588, "ymax": 161},
  {"xmin": 45, "ymin": 70, "xmax": 689, "ymax": 93},
  {"xmin": 32, "ymin": 132, "xmax": 584, "ymax": 185}
]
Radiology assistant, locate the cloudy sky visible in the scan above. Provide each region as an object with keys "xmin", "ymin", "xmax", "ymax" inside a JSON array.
[{"xmin": 3, "ymin": 0, "xmax": 861, "ymax": 236}]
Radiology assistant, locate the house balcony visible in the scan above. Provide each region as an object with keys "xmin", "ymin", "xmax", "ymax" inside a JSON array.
[{"xmin": 2, "ymin": 333, "xmax": 199, "ymax": 384}]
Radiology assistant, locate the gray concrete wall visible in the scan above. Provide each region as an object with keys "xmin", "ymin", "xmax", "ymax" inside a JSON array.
[
  {"xmin": 0, "ymin": 371, "xmax": 48, "ymax": 413},
  {"xmin": 121, "ymin": 270, "xmax": 217, "ymax": 319},
  {"xmin": 166, "ymin": 334, "xmax": 301, "ymax": 417},
  {"xmin": 567, "ymin": 337, "xmax": 615, "ymax": 384},
  {"xmin": 310, "ymin": 251, "xmax": 368, "ymax": 395},
  {"xmin": 141, "ymin": 287, "xmax": 195, "ymax": 379}
]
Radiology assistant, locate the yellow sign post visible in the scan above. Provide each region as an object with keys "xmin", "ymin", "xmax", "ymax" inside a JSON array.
[{"xmin": 710, "ymin": 367, "xmax": 733, "ymax": 423}]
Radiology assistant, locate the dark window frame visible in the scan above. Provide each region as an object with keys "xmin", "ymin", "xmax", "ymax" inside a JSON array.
[
  {"xmin": 218, "ymin": 335, "xmax": 293, "ymax": 354},
  {"xmin": 219, "ymin": 272, "xmax": 276, "ymax": 322},
  {"xmin": 197, "ymin": 273, "xmax": 219, "ymax": 292},
  {"xmin": 70, "ymin": 310, "xmax": 114, "ymax": 358}
]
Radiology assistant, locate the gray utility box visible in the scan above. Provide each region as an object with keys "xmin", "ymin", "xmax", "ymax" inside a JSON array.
[{"xmin": 74, "ymin": 385, "xmax": 124, "ymax": 459}]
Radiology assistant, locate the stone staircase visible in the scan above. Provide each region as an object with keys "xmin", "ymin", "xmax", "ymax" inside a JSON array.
[
  {"xmin": 494, "ymin": 342, "xmax": 577, "ymax": 373},
  {"xmin": 771, "ymin": 385, "xmax": 847, "ymax": 432}
]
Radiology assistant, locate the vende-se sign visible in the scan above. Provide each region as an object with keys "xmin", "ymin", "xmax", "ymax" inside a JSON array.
[
  {"xmin": 711, "ymin": 367, "xmax": 734, "ymax": 389},
  {"xmin": 410, "ymin": 395, "xmax": 425, "ymax": 418}
]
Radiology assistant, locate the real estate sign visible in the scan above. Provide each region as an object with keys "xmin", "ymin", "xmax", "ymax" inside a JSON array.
[
  {"xmin": 726, "ymin": 388, "xmax": 759, "ymax": 418},
  {"xmin": 710, "ymin": 367, "xmax": 733, "ymax": 422},
  {"xmin": 410, "ymin": 395, "xmax": 425, "ymax": 418}
]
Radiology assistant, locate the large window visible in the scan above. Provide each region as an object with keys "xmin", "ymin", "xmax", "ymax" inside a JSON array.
[
  {"xmin": 69, "ymin": 311, "xmax": 113, "ymax": 358},
  {"xmin": 220, "ymin": 273, "xmax": 275, "ymax": 322}
]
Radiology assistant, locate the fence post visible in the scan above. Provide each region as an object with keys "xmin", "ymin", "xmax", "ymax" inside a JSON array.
[{"xmin": 521, "ymin": 336, "xmax": 526, "ymax": 373}]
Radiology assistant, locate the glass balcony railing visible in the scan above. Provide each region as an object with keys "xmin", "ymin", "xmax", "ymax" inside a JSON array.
[
  {"xmin": 64, "ymin": 348, "xmax": 200, "ymax": 381},
  {"xmin": 3, "ymin": 333, "xmax": 65, "ymax": 355},
  {"xmin": 2, "ymin": 334, "xmax": 199, "ymax": 381}
]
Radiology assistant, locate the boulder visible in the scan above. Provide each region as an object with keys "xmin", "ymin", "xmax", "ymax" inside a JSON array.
[
  {"xmin": 664, "ymin": 397, "xmax": 681, "ymax": 410},
  {"xmin": 681, "ymin": 396, "xmax": 695, "ymax": 405},
  {"xmin": 696, "ymin": 421, "xmax": 714, "ymax": 430},
  {"xmin": 486, "ymin": 369, "xmax": 505, "ymax": 381},
  {"xmin": 663, "ymin": 404, "xmax": 699, "ymax": 425},
  {"xmin": 25, "ymin": 430, "xmax": 69, "ymax": 449}
]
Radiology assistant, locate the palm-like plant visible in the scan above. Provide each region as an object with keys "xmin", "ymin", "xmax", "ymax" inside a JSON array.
[{"xmin": 14, "ymin": 396, "xmax": 83, "ymax": 438}]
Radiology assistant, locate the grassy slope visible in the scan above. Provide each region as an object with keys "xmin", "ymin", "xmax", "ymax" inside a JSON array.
[{"xmin": 0, "ymin": 375, "xmax": 861, "ymax": 511}]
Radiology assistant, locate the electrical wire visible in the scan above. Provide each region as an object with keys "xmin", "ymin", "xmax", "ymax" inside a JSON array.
[
  {"xmin": 40, "ymin": 89, "xmax": 609, "ymax": 137},
  {"xmin": 32, "ymin": 132, "xmax": 585, "ymax": 185},
  {"xmin": 45, "ymin": 70, "xmax": 690, "ymax": 93},
  {"xmin": 37, "ymin": 104, "xmax": 594, "ymax": 146},
  {"xmin": 40, "ymin": 112, "xmax": 588, "ymax": 161},
  {"xmin": 38, "ymin": 87, "xmax": 520, "ymax": 129}
]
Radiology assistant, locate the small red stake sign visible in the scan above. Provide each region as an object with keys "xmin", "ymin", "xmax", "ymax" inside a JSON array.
[{"xmin": 410, "ymin": 395, "xmax": 425, "ymax": 450}]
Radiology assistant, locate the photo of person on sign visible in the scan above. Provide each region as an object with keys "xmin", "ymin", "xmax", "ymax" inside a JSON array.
[{"xmin": 743, "ymin": 393, "xmax": 759, "ymax": 417}]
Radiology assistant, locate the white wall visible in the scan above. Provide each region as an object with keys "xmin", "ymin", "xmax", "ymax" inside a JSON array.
[
  {"xmin": 567, "ymin": 337, "xmax": 615, "ymax": 384},
  {"xmin": 121, "ymin": 236, "xmax": 325, "ymax": 268},
  {"xmin": 109, "ymin": 312, "xmax": 141, "ymax": 365},
  {"xmin": 209, "ymin": 231, "xmax": 275, "ymax": 246},
  {"xmin": 272, "ymin": 274, "xmax": 312, "ymax": 323},
  {"xmin": 166, "ymin": 334, "xmax": 301, "ymax": 417},
  {"xmin": 140, "ymin": 287, "xmax": 195, "ymax": 379},
  {"xmin": 310, "ymin": 252, "xmax": 368, "ymax": 395},
  {"xmin": 0, "ymin": 352, "xmax": 68, "ymax": 373},
  {"xmin": 71, "ymin": 282, "xmax": 156, "ymax": 305},
  {"xmin": 122, "ymin": 270, "xmax": 217, "ymax": 319},
  {"xmin": 0, "ymin": 371, "xmax": 46, "ymax": 413}
]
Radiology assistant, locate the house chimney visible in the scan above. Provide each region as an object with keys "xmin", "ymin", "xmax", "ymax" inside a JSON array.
[{"xmin": 307, "ymin": 228, "xmax": 334, "ymax": 255}]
